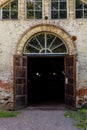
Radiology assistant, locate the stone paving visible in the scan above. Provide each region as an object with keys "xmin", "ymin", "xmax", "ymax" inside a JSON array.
[{"xmin": 0, "ymin": 108, "xmax": 80, "ymax": 130}]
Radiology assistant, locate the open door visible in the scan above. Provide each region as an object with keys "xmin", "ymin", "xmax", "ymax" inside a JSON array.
[
  {"xmin": 13, "ymin": 55, "xmax": 27, "ymax": 109},
  {"xmin": 65, "ymin": 55, "xmax": 76, "ymax": 109}
]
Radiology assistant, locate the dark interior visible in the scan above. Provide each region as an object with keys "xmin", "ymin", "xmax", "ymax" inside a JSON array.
[{"xmin": 27, "ymin": 57, "xmax": 65, "ymax": 106}]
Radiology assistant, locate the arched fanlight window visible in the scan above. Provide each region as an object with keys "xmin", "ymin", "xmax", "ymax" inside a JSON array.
[{"xmin": 23, "ymin": 32, "xmax": 68, "ymax": 54}]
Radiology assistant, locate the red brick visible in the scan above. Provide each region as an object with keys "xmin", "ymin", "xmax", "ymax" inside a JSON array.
[{"xmin": 0, "ymin": 80, "xmax": 3, "ymax": 87}]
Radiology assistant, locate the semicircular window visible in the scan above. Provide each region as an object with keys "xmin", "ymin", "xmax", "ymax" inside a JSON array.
[{"xmin": 23, "ymin": 33, "xmax": 68, "ymax": 54}]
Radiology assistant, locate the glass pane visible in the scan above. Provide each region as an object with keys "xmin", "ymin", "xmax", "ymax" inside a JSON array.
[
  {"xmin": 11, "ymin": 0, "xmax": 18, "ymax": 10},
  {"xmin": 51, "ymin": 0, "xmax": 58, "ymax": 1},
  {"xmin": 37, "ymin": 34, "xmax": 45, "ymax": 48},
  {"xmin": 47, "ymin": 34, "xmax": 55, "ymax": 48},
  {"xmin": 76, "ymin": 10, "xmax": 83, "ymax": 18},
  {"xmin": 60, "ymin": 11, "xmax": 67, "ymax": 19},
  {"xmin": 51, "ymin": 11, "xmax": 58, "ymax": 19},
  {"xmin": 29, "ymin": 37, "xmax": 41, "ymax": 49},
  {"xmin": 3, "ymin": 5, "xmax": 9, "ymax": 10},
  {"xmin": 35, "ymin": 11, "xmax": 42, "ymax": 19},
  {"xmin": 35, "ymin": 2, "xmax": 42, "ymax": 10},
  {"xmin": 2, "ymin": 11, "xmax": 9, "ymax": 19},
  {"xmin": 60, "ymin": 2, "xmax": 67, "ymax": 9},
  {"xmin": 50, "ymin": 37, "xmax": 62, "ymax": 49},
  {"xmin": 27, "ymin": 46, "xmax": 39, "ymax": 53},
  {"xmin": 52, "ymin": 44, "xmax": 67, "ymax": 53},
  {"xmin": 51, "ymin": 2, "xmax": 58, "ymax": 10},
  {"xmin": 60, "ymin": 0, "xmax": 67, "ymax": 1},
  {"xmin": 27, "ymin": 11, "xmax": 34, "ymax": 19},
  {"xmin": 11, "ymin": 11, "xmax": 18, "ymax": 19},
  {"xmin": 46, "ymin": 49, "xmax": 51, "ymax": 53},
  {"xmin": 27, "ymin": 1, "xmax": 34, "ymax": 10},
  {"xmin": 84, "ymin": 10, "xmax": 87, "ymax": 18},
  {"xmin": 76, "ymin": 0, "xmax": 83, "ymax": 9},
  {"xmin": 41, "ymin": 50, "xmax": 45, "ymax": 53},
  {"xmin": 84, "ymin": 4, "xmax": 87, "ymax": 9},
  {"xmin": 36, "ymin": 0, "xmax": 42, "ymax": 1}
]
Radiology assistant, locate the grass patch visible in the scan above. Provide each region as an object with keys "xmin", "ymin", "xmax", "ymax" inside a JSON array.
[
  {"xmin": 0, "ymin": 110, "xmax": 20, "ymax": 118},
  {"xmin": 65, "ymin": 109, "xmax": 87, "ymax": 130}
]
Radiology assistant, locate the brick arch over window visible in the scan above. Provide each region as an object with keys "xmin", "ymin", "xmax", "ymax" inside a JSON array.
[
  {"xmin": 0, "ymin": 0, "xmax": 11, "ymax": 7},
  {"xmin": 17, "ymin": 24, "xmax": 76, "ymax": 55},
  {"xmin": 81, "ymin": 0, "xmax": 87, "ymax": 4}
]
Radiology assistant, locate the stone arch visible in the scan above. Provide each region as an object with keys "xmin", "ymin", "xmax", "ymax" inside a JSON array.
[{"xmin": 17, "ymin": 24, "xmax": 76, "ymax": 55}]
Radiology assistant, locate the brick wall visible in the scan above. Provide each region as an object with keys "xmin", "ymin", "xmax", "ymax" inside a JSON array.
[{"xmin": 0, "ymin": 0, "xmax": 87, "ymax": 108}]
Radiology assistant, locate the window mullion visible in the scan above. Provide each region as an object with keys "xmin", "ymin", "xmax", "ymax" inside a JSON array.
[
  {"xmin": 83, "ymin": 3, "xmax": 84, "ymax": 18},
  {"xmin": 35, "ymin": 36, "xmax": 43, "ymax": 49},
  {"xmin": 58, "ymin": 1, "xmax": 59, "ymax": 19},
  {"xmin": 34, "ymin": 1, "xmax": 35, "ymax": 19},
  {"xmin": 1, "ymin": 9, "xmax": 2, "ymax": 19},
  {"xmin": 51, "ymin": 43, "xmax": 64, "ymax": 51},
  {"xmin": 9, "ymin": 3, "xmax": 11, "ymax": 19},
  {"xmin": 45, "ymin": 33, "xmax": 47, "ymax": 53}
]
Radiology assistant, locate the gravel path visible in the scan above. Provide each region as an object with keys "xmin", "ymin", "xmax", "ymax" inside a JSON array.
[{"xmin": 0, "ymin": 108, "xmax": 80, "ymax": 130}]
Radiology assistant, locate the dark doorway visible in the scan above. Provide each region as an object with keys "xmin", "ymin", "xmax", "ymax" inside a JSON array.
[{"xmin": 27, "ymin": 57, "xmax": 65, "ymax": 106}]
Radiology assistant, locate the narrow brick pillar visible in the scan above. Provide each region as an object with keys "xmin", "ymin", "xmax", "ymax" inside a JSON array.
[
  {"xmin": 19, "ymin": 0, "xmax": 25, "ymax": 19},
  {"xmin": 68, "ymin": 0, "xmax": 74, "ymax": 20},
  {"xmin": 44, "ymin": 0, "xmax": 50, "ymax": 19}
]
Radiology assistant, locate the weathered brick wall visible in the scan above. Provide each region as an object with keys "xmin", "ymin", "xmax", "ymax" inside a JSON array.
[{"xmin": 0, "ymin": 0, "xmax": 87, "ymax": 108}]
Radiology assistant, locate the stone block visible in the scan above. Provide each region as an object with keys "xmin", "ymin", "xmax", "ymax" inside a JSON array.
[{"xmin": 3, "ymin": 83, "xmax": 10, "ymax": 90}]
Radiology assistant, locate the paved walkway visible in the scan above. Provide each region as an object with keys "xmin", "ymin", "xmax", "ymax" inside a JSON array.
[{"xmin": 0, "ymin": 108, "xmax": 80, "ymax": 130}]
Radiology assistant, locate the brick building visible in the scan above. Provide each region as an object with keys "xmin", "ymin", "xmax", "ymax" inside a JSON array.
[{"xmin": 0, "ymin": 0, "xmax": 87, "ymax": 109}]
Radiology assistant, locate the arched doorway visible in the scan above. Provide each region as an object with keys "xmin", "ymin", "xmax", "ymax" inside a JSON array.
[
  {"xmin": 14, "ymin": 25, "xmax": 76, "ymax": 109},
  {"xmin": 24, "ymin": 32, "xmax": 68, "ymax": 106}
]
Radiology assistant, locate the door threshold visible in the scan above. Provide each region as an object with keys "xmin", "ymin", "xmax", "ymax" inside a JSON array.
[{"xmin": 24, "ymin": 103, "xmax": 66, "ymax": 110}]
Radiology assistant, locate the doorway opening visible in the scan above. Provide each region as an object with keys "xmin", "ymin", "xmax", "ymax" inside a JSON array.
[
  {"xmin": 27, "ymin": 56, "xmax": 65, "ymax": 106},
  {"xmin": 14, "ymin": 30, "xmax": 76, "ymax": 109}
]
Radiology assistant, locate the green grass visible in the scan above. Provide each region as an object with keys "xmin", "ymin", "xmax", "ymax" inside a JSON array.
[
  {"xmin": 0, "ymin": 110, "xmax": 20, "ymax": 118},
  {"xmin": 65, "ymin": 109, "xmax": 87, "ymax": 130}
]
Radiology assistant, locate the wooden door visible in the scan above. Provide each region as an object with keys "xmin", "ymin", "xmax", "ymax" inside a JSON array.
[
  {"xmin": 65, "ymin": 55, "xmax": 76, "ymax": 109},
  {"xmin": 13, "ymin": 55, "xmax": 27, "ymax": 109}
]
